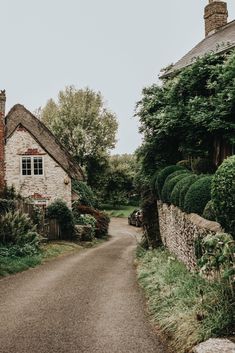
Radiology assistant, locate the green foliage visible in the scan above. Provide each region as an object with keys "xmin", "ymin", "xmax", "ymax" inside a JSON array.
[
  {"xmin": 211, "ymin": 156, "xmax": 235, "ymax": 237},
  {"xmin": 203, "ymin": 200, "xmax": 216, "ymax": 221},
  {"xmin": 0, "ymin": 211, "xmax": 40, "ymax": 255},
  {"xmin": 177, "ymin": 160, "xmax": 192, "ymax": 170},
  {"xmin": 137, "ymin": 248, "xmax": 233, "ymax": 353},
  {"xmin": 76, "ymin": 205, "xmax": 110, "ymax": 238},
  {"xmin": 161, "ymin": 171, "xmax": 189, "ymax": 204},
  {"xmin": 40, "ymin": 86, "xmax": 118, "ymax": 175},
  {"xmin": 72, "ymin": 180, "xmax": 97, "ymax": 208},
  {"xmin": 47, "ymin": 199, "xmax": 74, "ymax": 236},
  {"xmin": 179, "ymin": 175, "xmax": 200, "ymax": 209},
  {"xmin": 0, "ymin": 199, "xmax": 15, "ymax": 215},
  {"xmin": 75, "ymin": 214, "xmax": 96, "ymax": 227},
  {"xmin": 156, "ymin": 165, "xmax": 186, "ymax": 196},
  {"xmin": 170, "ymin": 173, "xmax": 193, "ymax": 206},
  {"xmin": 184, "ymin": 176, "xmax": 212, "ymax": 215},
  {"xmin": 192, "ymin": 158, "xmax": 216, "ymax": 175}
]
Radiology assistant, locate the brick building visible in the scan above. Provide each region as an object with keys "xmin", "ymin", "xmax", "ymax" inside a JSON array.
[{"xmin": 0, "ymin": 91, "xmax": 83, "ymax": 208}]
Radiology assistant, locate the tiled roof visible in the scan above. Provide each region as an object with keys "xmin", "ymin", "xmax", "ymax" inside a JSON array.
[{"xmin": 162, "ymin": 20, "xmax": 235, "ymax": 78}]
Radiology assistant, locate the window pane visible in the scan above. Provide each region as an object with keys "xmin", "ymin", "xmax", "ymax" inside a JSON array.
[
  {"xmin": 22, "ymin": 157, "xmax": 31, "ymax": 176},
  {"xmin": 34, "ymin": 157, "xmax": 43, "ymax": 175}
]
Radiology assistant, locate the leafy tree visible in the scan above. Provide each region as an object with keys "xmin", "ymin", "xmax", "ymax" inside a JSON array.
[{"xmin": 39, "ymin": 86, "xmax": 118, "ymax": 175}]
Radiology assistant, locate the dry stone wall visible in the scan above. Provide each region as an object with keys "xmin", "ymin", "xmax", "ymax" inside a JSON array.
[{"xmin": 158, "ymin": 201, "xmax": 223, "ymax": 271}]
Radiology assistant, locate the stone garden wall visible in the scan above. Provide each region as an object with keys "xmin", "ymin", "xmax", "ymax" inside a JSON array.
[{"xmin": 158, "ymin": 202, "xmax": 223, "ymax": 271}]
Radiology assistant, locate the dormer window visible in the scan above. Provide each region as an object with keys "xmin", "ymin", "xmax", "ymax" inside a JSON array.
[{"xmin": 21, "ymin": 156, "xmax": 44, "ymax": 176}]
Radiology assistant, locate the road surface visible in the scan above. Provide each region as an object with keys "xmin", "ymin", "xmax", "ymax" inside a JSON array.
[{"xmin": 0, "ymin": 218, "xmax": 168, "ymax": 353}]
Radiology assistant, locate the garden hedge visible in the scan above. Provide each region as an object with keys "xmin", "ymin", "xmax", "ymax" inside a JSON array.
[
  {"xmin": 76, "ymin": 205, "xmax": 110, "ymax": 238},
  {"xmin": 179, "ymin": 175, "xmax": 199, "ymax": 209},
  {"xmin": 170, "ymin": 173, "xmax": 193, "ymax": 207},
  {"xmin": 184, "ymin": 176, "xmax": 212, "ymax": 215},
  {"xmin": 211, "ymin": 156, "xmax": 235, "ymax": 237},
  {"xmin": 156, "ymin": 165, "xmax": 186, "ymax": 197},
  {"xmin": 161, "ymin": 171, "xmax": 190, "ymax": 204}
]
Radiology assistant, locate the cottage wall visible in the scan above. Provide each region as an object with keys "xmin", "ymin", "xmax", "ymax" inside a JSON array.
[
  {"xmin": 158, "ymin": 202, "xmax": 223, "ymax": 271},
  {"xmin": 5, "ymin": 127, "xmax": 72, "ymax": 208}
]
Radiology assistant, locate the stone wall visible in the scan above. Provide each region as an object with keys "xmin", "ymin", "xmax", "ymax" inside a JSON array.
[
  {"xmin": 5, "ymin": 127, "xmax": 72, "ymax": 208},
  {"xmin": 158, "ymin": 202, "xmax": 223, "ymax": 271}
]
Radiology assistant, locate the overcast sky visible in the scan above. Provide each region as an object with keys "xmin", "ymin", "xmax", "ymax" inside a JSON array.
[{"xmin": 1, "ymin": 0, "xmax": 235, "ymax": 154}]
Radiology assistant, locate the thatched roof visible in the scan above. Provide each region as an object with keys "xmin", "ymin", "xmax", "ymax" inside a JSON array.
[
  {"xmin": 162, "ymin": 20, "xmax": 235, "ymax": 78},
  {"xmin": 6, "ymin": 104, "xmax": 84, "ymax": 181}
]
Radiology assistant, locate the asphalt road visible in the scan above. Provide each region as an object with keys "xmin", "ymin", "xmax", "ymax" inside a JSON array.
[{"xmin": 0, "ymin": 218, "xmax": 168, "ymax": 353}]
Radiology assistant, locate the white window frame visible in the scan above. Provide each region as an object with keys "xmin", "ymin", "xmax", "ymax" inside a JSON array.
[{"xmin": 21, "ymin": 156, "xmax": 44, "ymax": 177}]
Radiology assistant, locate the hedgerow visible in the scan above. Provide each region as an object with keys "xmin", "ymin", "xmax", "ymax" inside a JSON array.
[
  {"xmin": 184, "ymin": 176, "xmax": 212, "ymax": 216},
  {"xmin": 179, "ymin": 175, "xmax": 199, "ymax": 210},
  {"xmin": 161, "ymin": 172, "xmax": 189, "ymax": 204},
  {"xmin": 156, "ymin": 165, "xmax": 186, "ymax": 197}
]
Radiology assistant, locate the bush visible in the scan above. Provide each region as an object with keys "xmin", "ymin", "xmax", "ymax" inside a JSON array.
[
  {"xmin": 179, "ymin": 174, "xmax": 200, "ymax": 209},
  {"xmin": 76, "ymin": 205, "xmax": 110, "ymax": 238},
  {"xmin": 161, "ymin": 171, "xmax": 190, "ymax": 204},
  {"xmin": 184, "ymin": 176, "xmax": 212, "ymax": 215},
  {"xmin": 0, "ymin": 211, "xmax": 40, "ymax": 255},
  {"xmin": 47, "ymin": 199, "xmax": 74, "ymax": 237},
  {"xmin": 156, "ymin": 165, "xmax": 186, "ymax": 196},
  {"xmin": 192, "ymin": 158, "xmax": 216, "ymax": 175},
  {"xmin": 72, "ymin": 180, "xmax": 98, "ymax": 208},
  {"xmin": 202, "ymin": 200, "xmax": 216, "ymax": 221},
  {"xmin": 0, "ymin": 199, "xmax": 15, "ymax": 215},
  {"xmin": 211, "ymin": 156, "xmax": 235, "ymax": 237}
]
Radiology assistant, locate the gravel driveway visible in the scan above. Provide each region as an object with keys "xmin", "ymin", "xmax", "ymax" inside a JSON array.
[{"xmin": 0, "ymin": 218, "xmax": 168, "ymax": 353}]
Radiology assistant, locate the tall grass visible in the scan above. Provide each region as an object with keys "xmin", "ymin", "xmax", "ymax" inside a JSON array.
[{"xmin": 137, "ymin": 248, "xmax": 234, "ymax": 353}]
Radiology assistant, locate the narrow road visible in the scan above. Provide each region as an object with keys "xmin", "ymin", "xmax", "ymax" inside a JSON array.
[{"xmin": 0, "ymin": 218, "xmax": 168, "ymax": 353}]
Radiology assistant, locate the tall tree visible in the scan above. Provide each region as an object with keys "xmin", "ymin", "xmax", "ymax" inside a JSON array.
[{"xmin": 40, "ymin": 86, "xmax": 118, "ymax": 172}]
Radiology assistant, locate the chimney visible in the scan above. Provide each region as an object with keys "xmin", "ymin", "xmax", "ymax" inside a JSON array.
[
  {"xmin": 204, "ymin": 0, "xmax": 228, "ymax": 36},
  {"xmin": 0, "ymin": 90, "xmax": 6, "ymax": 192}
]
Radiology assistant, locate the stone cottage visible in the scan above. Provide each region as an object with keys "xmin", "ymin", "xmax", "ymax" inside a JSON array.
[
  {"xmin": 162, "ymin": 0, "xmax": 235, "ymax": 165},
  {"xmin": 0, "ymin": 91, "xmax": 83, "ymax": 208}
]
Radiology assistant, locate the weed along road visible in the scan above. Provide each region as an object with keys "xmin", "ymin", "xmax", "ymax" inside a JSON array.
[{"xmin": 0, "ymin": 218, "xmax": 168, "ymax": 353}]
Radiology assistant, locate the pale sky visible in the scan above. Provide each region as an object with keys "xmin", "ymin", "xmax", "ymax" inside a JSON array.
[{"xmin": 1, "ymin": 1, "xmax": 235, "ymax": 154}]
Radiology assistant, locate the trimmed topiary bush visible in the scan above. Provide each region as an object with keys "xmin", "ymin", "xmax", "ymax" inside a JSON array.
[
  {"xmin": 184, "ymin": 176, "xmax": 212, "ymax": 215},
  {"xmin": 170, "ymin": 173, "xmax": 193, "ymax": 206},
  {"xmin": 179, "ymin": 175, "xmax": 200, "ymax": 209},
  {"xmin": 203, "ymin": 200, "xmax": 216, "ymax": 222},
  {"xmin": 47, "ymin": 199, "xmax": 75, "ymax": 237},
  {"xmin": 156, "ymin": 165, "xmax": 186, "ymax": 197},
  {"xmin": 211, "ymin": 156, "xmax": 235, "ymax": 237},
  {"xmin": 161, "ymin": 171, "xmax": 190, "ymax": 204}
]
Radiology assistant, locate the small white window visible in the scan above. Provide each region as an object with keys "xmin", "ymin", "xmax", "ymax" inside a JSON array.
[{"xmin": 21, "ymin": 156, "xmax": 44, "ymax": 176}]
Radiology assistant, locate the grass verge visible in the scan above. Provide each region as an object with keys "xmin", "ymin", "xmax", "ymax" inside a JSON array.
[
  {"xmin": 136, "ymin": 247, "xmax": 234, "ymax": 353},
  {"xmin": 102, "ymin": 204, "xmax": 138, "ymax": 218}
]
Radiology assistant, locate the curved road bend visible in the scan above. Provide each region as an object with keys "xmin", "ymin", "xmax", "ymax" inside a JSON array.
[{"xmin": 0, "ymin": 218, "xmax": 168, "ymax": 353}]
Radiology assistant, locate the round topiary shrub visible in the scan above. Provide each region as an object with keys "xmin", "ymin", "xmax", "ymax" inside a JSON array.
[
  {"xmin": 211, "ymin": 155, "xmax": 235, "ymax": 237},
  {"xmin": 202, "ymin": 200, "xmax": 216, "ymax": 221},
  {"xmin": 161, "ymin": 170, "xmax": 190, "ymax": 204},
  {"xmin": 192, "ymin": 158, "xmax": 216, "ymax": 175},
  {"xmin": 156, "ymin": 165, "xmax": 186, "ymax": 197},
  {"xmin": 170, "ymin": 173, "xmax": 193, "ymax": 206},
  {"xmin": 179, "ymin": 175, "xmax": 200, "ymax": 209},
  {"xmin": 184, "ymin": 176, "xmax": 212, "ymax": 215}
]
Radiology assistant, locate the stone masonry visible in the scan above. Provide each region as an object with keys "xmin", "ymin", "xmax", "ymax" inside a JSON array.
[
  {"xmin": 0, "ymin": 90, "xmax": 6, "ymax": 191},
  {"xmin": 204, "ymin": 0, "xmax": 228, "ymax": 37},
  {"xmin": 158, "ymin": 202, "xmax": 223, "ymax": 271},
  {"xmin": 5, "ymin": 127, "xmax": 72, "ymax": 208}
]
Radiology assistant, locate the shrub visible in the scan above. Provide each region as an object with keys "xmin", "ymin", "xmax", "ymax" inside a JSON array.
[
  {"xmin": 211, "ymin": 156, "xmax": 235, "ymax": 237},
  {"xmin": 0, "ymin": 199, "xmax": 15, "ymax": 215},
  {"xmin": 156, "ymin": 165, "xmax": 186, "ymax": 196},
  {"xmin": 161, "ymin": 171, "xmax": 190, "ymax": 204},
  {"xmin": 179, "ymin": 174, "xmax": 200, "ymax": 209},
  {"xmin": 76, "ymin": 205, "xmax": 110, "ymax": 238},
  {"xmin": 47, "ymin": 199, "xmax": 74, "ymax": 237},
  {"xmin": 202, "ymin": 200, "xmax": 216, "ymax": 221},
  {"xmin": 184, "ymin": 176, "xmax": 212, "ymax": 215},
  {"xmin": 74, "ymin": 215, "xmax": 96, "ymax": 241},
  {"xmin": 72, "ymin": 180, "xmax": 98, "ymax": 208},
  {"xmin": 170, "ymin": 173, "xmax": 193, "ymax": 206},
  {"xmin": 192, "ymin": 158, "xmax": 216, "ymax": 175},
  {"xmin": 0, "ymin": 211, "xmax": 40, "ymax": 255}
]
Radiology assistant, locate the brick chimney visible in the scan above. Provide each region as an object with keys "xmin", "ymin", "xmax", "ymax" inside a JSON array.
[
  {"xmin": 204, "ymin": 0, "xmax": 228, "ymax": 36},
  {"xmin": 0, "ymin": 90, "xmax": 6, "ymax": 191}
]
